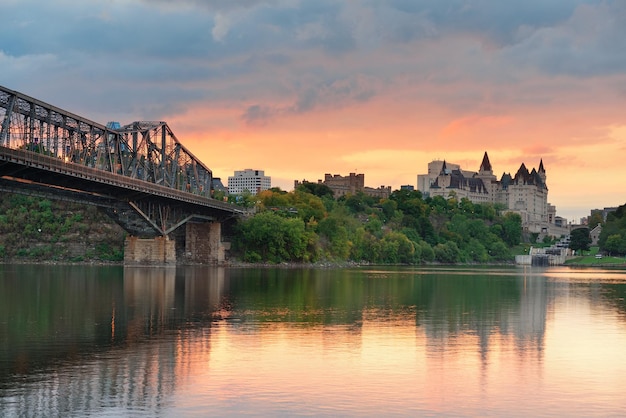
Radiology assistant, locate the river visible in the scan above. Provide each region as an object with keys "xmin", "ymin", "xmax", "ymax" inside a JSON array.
[{"xmin": 1, "ymin": 264, "xmax": 626, "ymax": 417}]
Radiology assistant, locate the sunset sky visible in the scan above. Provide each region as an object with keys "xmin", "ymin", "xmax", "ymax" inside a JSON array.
[{"xmin": 2, "ymin": 0, "xmax": 625, "ymax": 222}]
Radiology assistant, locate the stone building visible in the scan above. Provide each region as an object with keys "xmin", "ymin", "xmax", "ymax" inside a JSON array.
[
  {"xmin": 418, "ymin": 152, "xmax": 568, "ymax": 236},
  {"xmin": 590, "ymin": 223, "xmax": 602, "ymax": 246},
  {"xmin": 295, "ymin": 173, "xmax": 391, "ymax": 199}
]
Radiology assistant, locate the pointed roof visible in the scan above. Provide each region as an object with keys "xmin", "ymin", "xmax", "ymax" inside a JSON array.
[
  {"xmin": 538, "ymin": 159, "xmax": 545, "ymax": 173},
  {"xmin": 511, "ymin": 163, "xmax": 547, "ymax": 189},
  {"xmin": 479, "ymin": 151, "xmax": 492, "ymax": 172},
  {"xmin": 440, "ymin": 160, "xmax": 448, "ymax": 175}
]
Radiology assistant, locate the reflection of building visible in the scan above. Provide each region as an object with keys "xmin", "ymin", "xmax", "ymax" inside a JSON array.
[
  {"xmin": 228, "ymin": 169, "xmax": 271, "ymax": 195},
  {"xmin": 419, "ymin": 272, "xmax": 547, "ymax": 370},
  {"xmin": 295, "ymin": 173, "xmax": 391, "ymax": 199},
  {"xmin": 513, "ymin": 273, "xmax": 547, "ymax": 352},
  {"xmin": 417, "ymin": 152, "xmax": 568, "ymax": 236}
]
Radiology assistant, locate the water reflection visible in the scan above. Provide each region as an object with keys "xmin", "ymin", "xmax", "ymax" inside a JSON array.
[{"xmin": 0, "ymin": 265, "xmax": 625, "ymax": 416}]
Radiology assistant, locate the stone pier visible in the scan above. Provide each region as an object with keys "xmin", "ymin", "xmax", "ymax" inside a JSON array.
[
  {"xmin": 184, "ymin": 222, "xmax": 228, "ymax": 264},
  {"xmin": 124, "ymin": 236, "xmax": 176, "ymax": 264},
  {"xmin": 123, "ymin": 221, "xmax": 228, "ymax": 264}
]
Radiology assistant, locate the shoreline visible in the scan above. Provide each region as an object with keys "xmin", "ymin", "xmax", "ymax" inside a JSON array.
[{"xmin": 2, "ymin": 258, "xmax": 624, "ymax": 269}]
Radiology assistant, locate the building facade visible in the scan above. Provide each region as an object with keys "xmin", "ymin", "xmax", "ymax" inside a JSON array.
[
  {"xmin": 418, "ymin": 152, "xmax": 567, "ymax": 235},
  {"xmin": 228, "ymin": 169, "xmax": 271, "ymax": 195},
  {"xmin": 295, "ymin": 173, "xmax": 391, "ymax": 199}
]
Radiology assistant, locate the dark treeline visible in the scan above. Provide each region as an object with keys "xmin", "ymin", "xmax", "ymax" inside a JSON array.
[
  {"xmin": 229, "ymin": 185, "xmax": 523, "ymax": 264},
  {"xmin": 598, "ymin": 204, "xmax": 626, "ymax": 255}
]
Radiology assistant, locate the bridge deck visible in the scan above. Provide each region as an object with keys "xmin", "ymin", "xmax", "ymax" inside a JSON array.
[{"xmin": 0, "ymin": 146, "xmax": 246, "ymax": 215}]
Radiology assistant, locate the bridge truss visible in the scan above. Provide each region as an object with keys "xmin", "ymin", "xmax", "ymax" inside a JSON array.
[
  {"xmin": 0, "ymin": 85, "xmax": 211, "ymax": 196},
  {"xmin": 0, "ymin": 85, "xmax": 243, "ymax": 237}
]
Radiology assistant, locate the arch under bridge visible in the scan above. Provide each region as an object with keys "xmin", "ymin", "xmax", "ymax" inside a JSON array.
[{"xmin": 0, "ymin": 85, "xmax": 248, "ymax": 264}]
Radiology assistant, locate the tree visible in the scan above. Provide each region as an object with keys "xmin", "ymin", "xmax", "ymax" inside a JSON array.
[
  {"xmin": 296, "ymin": 182, "xmax": 334, "ymax": 199},
  {"xmin": 234, "ymin": 211, "xmax": 308, "ymax": 262},
  {"xmin": 569, "ymin": 227, "xmax": 591, "ymax": 255},
  {"xmin": 500, "ymin": 212, "xmax": 522, "ymax": 246},
  {"xmin": 604, "ymin": 234, "xmax": 624, "ymax": 256},
  {"xmin": 380, "ymin": 199, "xmax": 398, "ymax": 222},
  {"xmin": 380, "ymin": 231, "xmax": 415, "ymax": 264},
  {"xmin": 343, "ymin": 192, "xmax": 375, "ymax": 213},
  {"xmin": 434, "ymin": 241, "xmax": 460, "ymax": 263},
  {"xmin": 419, "ymin": 241, "xmax": 434, "ymax": 262},
  {"xmin": 588, "ymin": 211, "xmax": 603, "ymax": 228}
]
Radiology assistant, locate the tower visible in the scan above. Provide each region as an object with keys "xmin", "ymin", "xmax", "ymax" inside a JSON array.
[
  {"xmin": 538, "ymin": 159, "xmax": 546, "ymax": 184},
  {"xmin": 478, "ymin": 151, "xmax": 492, "ymax": 175}
]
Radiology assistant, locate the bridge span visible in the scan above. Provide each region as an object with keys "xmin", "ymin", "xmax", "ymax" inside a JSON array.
[{"xmin": 0, "ymin": 85, "xmax": 248, "ymax": 264}]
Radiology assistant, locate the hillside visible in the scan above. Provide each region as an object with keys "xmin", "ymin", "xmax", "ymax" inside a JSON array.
[{"xmin": 0, "ymin": 193, "xmax": 126, "ymax": 262}]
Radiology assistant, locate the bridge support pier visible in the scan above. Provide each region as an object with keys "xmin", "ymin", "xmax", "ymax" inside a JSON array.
[
  {"xmin": 184, "ymin": 222, "xmax": 228, "ymax": 264},
  {"xmin": 124, "ymin": 236, "xmax": 176, "ymax": 264}
]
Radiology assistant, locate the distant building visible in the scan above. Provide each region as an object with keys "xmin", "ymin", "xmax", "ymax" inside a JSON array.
[
  {"xmin": 295, "ymin": 172, "xmax": 391, "ymax": 199},
  {"xmin": 400, "ymin": 185, "xmax": 415, "ymax": 191},
  {"xmin": 590, "ymin": 207, "xmax": 618, "ymax": 222},
  {"xmin": 590, "ymin": 223, "xmax": 602, "ymax": 246},
  {"xmin": 417, "ymin": 152, "xmax": 568, "ymax": 236},
  {"xmin": 322, "ymin": 173, "xmax": 364, "ymax": 197},
  {"xmin": 228, "ymin": 169, "xmax": 271, "ymax": 195}
]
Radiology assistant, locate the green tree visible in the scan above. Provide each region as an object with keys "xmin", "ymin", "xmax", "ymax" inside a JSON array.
[
  {"xmin": 380, "ymin": 231, "xmax": 415, "ymax": 264},
  {"xmin": 343, "ymin": 192, "xmax": 375, "ymax": 214},
  {"xmin": 500, "ymin": 212, "xmax": 522, "ymax": 246},
  {"xmin": 488, "ymin": 240, "xmax": 511, "ymax": 261},
  {"xmin": 350, "ymin": 227, "xmax": 380, "ymax": 262},
  {"xmin": 317, "ymin": 212, "xmax": 354, "ymax": 259},
  {"xmin": 364, "ymin": 216, "xmax": 384, "ymax": 239},
  {"xmin": 434, "ymin": 241, "xmax": 460, "ymax": 263},
  {"xmin": 419, "ymin": 241, "xmax": 435, "ymax": 262},
  {"xmin": 569, "ymin": 227, "xmax": 591, "ymax": 255},
  {"xmin": 234, "ymin": 211, "xmax": 308, "ymax": 262},
  {"xmin": 466, "ymin": 238, "xmax": 488, "ymax": 262},
  {"xmin": 380, "ymin": 199, "xmax": 398, "ymax": 223},
  {"xmin": 296, "ymin": 182, "xmax": 334, "ymax": 199},
  {"xmin": 604, "ymin": 234, "xmax": 624, "ymax": 256}
]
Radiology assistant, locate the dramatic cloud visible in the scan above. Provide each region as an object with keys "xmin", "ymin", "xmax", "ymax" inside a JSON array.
[{"xmin": 2, "ymin": 0, "xmax": 625, "ymax": 220}]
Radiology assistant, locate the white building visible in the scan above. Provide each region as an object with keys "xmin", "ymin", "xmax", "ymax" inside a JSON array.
[{"xmin": 228, "ymin": 169, "xmax": 271, "ymax": 195}]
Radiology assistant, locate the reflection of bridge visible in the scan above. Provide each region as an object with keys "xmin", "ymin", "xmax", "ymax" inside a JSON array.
[{"xmin": 0, "ymin": 85, "xmax": 247, "ymax": 263}]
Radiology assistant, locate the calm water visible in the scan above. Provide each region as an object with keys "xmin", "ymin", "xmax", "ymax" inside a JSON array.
[{"xmin": 1, "ymin": 265, "xmax": 626, "ymax": 417}]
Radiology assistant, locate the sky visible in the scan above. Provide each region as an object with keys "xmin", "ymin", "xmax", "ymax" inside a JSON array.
[{"xmin": 2, "ymin": 0, "xmax": 626, "ymax": 222}]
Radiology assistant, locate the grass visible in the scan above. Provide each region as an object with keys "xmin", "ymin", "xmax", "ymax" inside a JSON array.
[{"xmin": 564, "ymin": 246, "xmax": 626, "ymax": 266}]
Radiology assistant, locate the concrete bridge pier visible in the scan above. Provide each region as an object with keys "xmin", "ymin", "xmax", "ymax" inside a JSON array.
[
  {"xmin": 124, "ymin": 236, "xmax": 176, "ymax": 264},
  {"xmin": 123, "ymin": 221, "xmax": 228, "ymax": 264},
  {"xmin": 184, "ymin": 222, "xmax": 229, "ymax": 264}
]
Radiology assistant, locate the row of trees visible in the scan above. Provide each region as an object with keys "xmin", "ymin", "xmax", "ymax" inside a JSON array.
[
  {"xmin": 561, "ymin": 205, "xmax": 626, "ymax": 257},
  {"xmin": 598, "ymin": 204, "xmax": 626, "ymax": 255},
  {"xmin": 231, "ymin": 186, "xmax": 523, "ymax": 264}
]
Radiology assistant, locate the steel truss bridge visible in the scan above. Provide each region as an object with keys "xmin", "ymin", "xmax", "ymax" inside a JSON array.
[{"xmin": 0, "ymin": 85, "xmax": 246, "ymax": 239}]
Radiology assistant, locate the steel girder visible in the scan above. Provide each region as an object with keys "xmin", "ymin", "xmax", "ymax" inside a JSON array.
[
  {"xmin": 0, "ymin": 85, "xmax": 212, "ymax": 198},
  {"xmin": 0, "ymin": 85, "xmax": 232, "ymax": 237}
]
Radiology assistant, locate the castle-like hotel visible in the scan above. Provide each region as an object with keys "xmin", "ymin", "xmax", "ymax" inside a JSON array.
[
  {"xmin": 234, "ymin": 152, "xmax": 571, "ymax": 237},
  {"xmin": 418, "ymin": 152, "xmax": 569, "ymax": 236}
]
